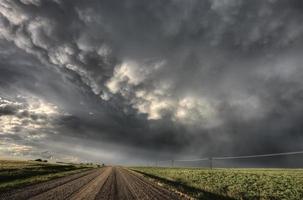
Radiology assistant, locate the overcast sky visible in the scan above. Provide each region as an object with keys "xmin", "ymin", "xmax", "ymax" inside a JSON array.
[{"xmin": 1, "ymin": 0, "xmax": 303, "ymax": 165}]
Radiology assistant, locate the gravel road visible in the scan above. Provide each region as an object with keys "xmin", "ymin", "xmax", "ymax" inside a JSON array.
[{"xmin": 0, "ymin": 166, "xmax": 186, "ymax": 200}]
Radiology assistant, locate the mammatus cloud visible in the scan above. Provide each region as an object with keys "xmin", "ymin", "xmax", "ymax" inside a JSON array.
[
  {"xmin": 106, "ymin": 61, "xmax": 220, "ymax": 127},
  {"xmin": 0, "ymin": 0, "xmax": 303, "ymax": 165},
  {"xmin": 2, "ymin": 0, "xmax": 303, "ymax": 125},
  {"xmin": 0, "ymin": 0, "xmax": 116, "ymax": 96}
]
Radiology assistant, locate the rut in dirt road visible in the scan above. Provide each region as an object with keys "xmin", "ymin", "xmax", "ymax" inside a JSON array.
[
  {"xmin": 95, "ymin": 167, "xmax": 182, "ymax": 200},
  {"xmin": 0, "ymin": 166, "xmax": 187, "ymax": 200}
]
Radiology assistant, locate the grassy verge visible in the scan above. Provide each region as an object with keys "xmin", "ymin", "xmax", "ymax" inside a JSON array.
[
  {"xmin": 130, "ymin": 167, "xmax": 303, "ymax": 200},
  {"xmin": 0, "ymin": 160, "xmax": 97, "ymax": 191}
]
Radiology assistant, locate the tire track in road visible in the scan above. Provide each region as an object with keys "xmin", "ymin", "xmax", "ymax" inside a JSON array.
[
  {"xmin": 122, "ymin": 168, "xmax": 183, "ymax": 200},
  {"xmin": 95, "ymin": 167, "xmax": 136, "ymax": 200},
  {"xmin": 94, "ymin": 167, "xmax": 118, "ymax": 200},
  {"xmin": 67, "ymin": 167, "xmax": 112, "ymax": 200},
  {"xmin": 95, "ymin": 167, "xmax": 185, "ymax": 200},
  {"xmin": 28, "ymin": 168, "xmax": 106, "ymax": 200},
  {"xmin": 115, "ymin": 168, "xmax": 136, "ymax": 200}
]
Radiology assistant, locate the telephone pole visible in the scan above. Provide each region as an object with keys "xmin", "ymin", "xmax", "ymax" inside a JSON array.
[{"xmin": 209, "ymin": 157, "xmax": 213, "ymax": 170}]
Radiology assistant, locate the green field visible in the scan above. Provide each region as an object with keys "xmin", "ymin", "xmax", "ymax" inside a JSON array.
[
  {"xmin": 0, "ymin": 160, "xmax": 97, "ymax": 191},
  {"xmin": 131, "ymin": 167, "xmax": 303, "ymax": 200}
]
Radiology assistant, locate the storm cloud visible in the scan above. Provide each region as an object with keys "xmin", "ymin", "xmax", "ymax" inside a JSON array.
[{"xmin": 0, "ymin": 0, "xmax": 303, "ymax": 165}]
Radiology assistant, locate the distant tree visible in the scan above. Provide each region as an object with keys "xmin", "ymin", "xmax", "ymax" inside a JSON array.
[
  {"xmin": 35, "ymin": 159, "xmax": 42, "ymax": 162},
  {"xmin": 43, "ymin": 160, "xmax": 48, "ymax": 162}
]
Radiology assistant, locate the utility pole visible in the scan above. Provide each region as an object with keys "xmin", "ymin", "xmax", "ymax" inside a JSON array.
[
  {"xmin": 209, "ymin": 157, "xmax": 213, "ymax": 170},
  {"xmin": 171, "ymin": 159, "xmax": 174, "ymax": 168}
]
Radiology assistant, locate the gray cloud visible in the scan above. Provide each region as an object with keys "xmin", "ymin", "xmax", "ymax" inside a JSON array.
[{"xmin": 0, "ymin": 0, "xmax": 303, "ymax": 165}]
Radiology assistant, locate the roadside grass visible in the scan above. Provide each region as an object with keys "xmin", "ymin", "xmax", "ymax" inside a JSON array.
[
  {"xmin": 0, "ymin": 160, "xmax": 97, "ymax": 191},
  {"xmin": 130, "ymin": 167, "xmax": 303, "ymax": 200}
]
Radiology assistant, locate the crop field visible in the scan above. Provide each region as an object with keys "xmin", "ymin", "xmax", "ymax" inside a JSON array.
[
  {"xmin": 0, "ymin": 160, "xmax": 96, "ymax": 191},
  {"xmin": 131, "ymin": 167, "xmax": 303, "ymax": 200}
]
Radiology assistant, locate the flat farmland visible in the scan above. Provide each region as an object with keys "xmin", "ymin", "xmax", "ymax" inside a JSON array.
[
  {"xmin": 0, "ymin": 160, "xmax": 96, "ymax": 192},
  {"xmin": 1, "ymin": 160, "xmax": 302, "ymax": 200},
  {"xmin": 131, "ymin": 167, "xmax": 303, "ymax": 200}
]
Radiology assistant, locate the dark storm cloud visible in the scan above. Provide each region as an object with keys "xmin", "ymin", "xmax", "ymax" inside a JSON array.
[{"xmin": 1, "ymin": 0, "xmax": 303, "ymax": 165}]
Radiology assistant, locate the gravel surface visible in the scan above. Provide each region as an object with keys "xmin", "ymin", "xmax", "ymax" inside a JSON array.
[
  {"xmin": 0, "ymin": 169, "xmax": 98, "ymax": 200},
  {"xmin": 0, "ymin": 167, "xmax": 186, "ymax": 200}
]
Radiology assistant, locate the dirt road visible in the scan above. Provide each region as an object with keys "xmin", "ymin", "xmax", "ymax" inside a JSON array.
[{"xmin": 0, "ymin": 166, "xmax": 186, "ymax": 200}]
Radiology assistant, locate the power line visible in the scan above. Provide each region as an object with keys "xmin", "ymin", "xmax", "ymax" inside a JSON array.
[
  {"xmin": 174, "ymin": 158, "xmax": 209, "ymax": 162},
  {"xmin": 155, "ymin": 150, "xmax": 303, "ymax": 164},
  {"xmin": 213, "ymin": 150, "xmax": 303, "ymax": 160},
  {"xmin": 158, "ymin": 160, "xmax": 171, "ymax": 162}
]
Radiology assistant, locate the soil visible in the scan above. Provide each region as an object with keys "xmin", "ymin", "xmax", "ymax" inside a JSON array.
[{"xmin": 0, "ymin": 166, "xmax": 187, "ymax": 200}]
